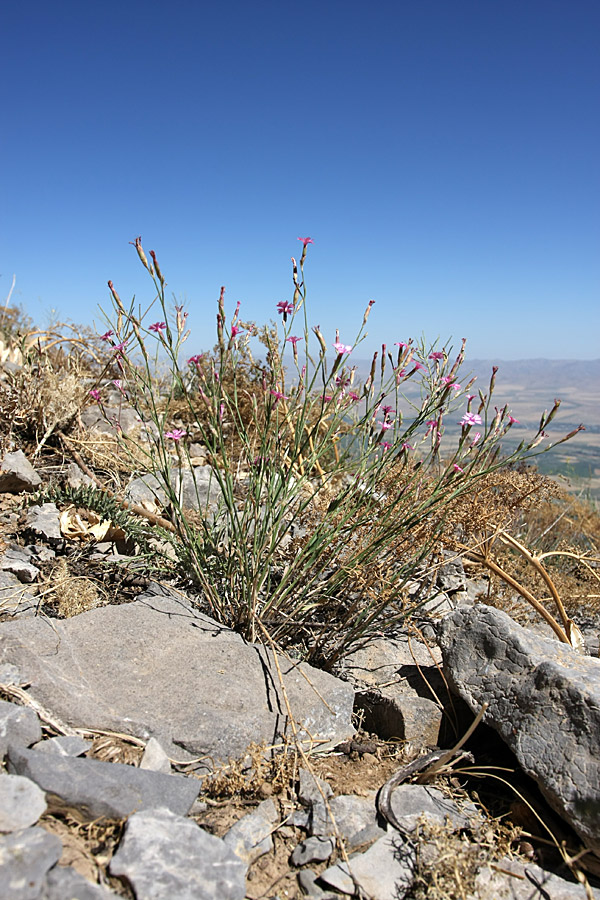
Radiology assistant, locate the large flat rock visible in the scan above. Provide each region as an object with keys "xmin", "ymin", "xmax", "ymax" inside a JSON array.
[
  {"xmin": 439, "ymin": 604, "xmax": 600, "ymax": 855},
  {"xmin": 0, "ymin": 584, "xmax": 354, "ymax": 767}
]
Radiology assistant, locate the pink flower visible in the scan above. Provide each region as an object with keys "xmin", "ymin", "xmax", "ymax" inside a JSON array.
[
  {"xmin": 348, "ymin": 392, "xmax": 360, "ymax": 403},
  {"xmin": 381, "ymin": 405, "xmax": 393, "ymax": 417},
  {"xmin": 442, "ymin": 376, "xmax": 461, "ymax": 390},
  {"xmin": 460, "ymin": 412, "xmax": 482, "ymax": 426},
  {"xmin": 277, "ymin": 301, "xmax": 294, "ymax": 316},
  {"xmin": 297, "ymin": 237, "xmax": 314, "ymax": 246},
  {"xmin": 335, "ymin": 374, "xmax": 350, "ymax": 388},
  {"xmin": 112, "ymin": 379, "xmax": 126, "ymax": 396},
  {"xmin": 149, "ymin": 322, "xmax": 167, "ymax": 333},
  {"xmin": 333, "ymin": 342, "xmax": 352, "ymax": 354},
  {"xmin": 187, "ymin": 354, "xmax": 203, "ymax": 366},
  {"xmin": 165, "ymin": 428, "xmax": 187, "ymax": 441},
  {"xmin": 230, "ymin": 325, "xmax": 242, "ymax": 338},
  {"xmin": 508, "ymin": 415, "xmax": 520, "ymax": 425},
  {"xmin": 113, "ymin": 340, "xmax": 128, "ymax": 355},
  {"xmin": 270, "ymin": 389, "xmax": 289, "ymax": 406},
  {"xmin": 412, "ymin": 362, "xmax": 426, "ymax": 371},
  {"xmin": 89, "ymin": 388, "xmax": 101, "ymax": 401},
  {"xmin": 453, "ymin": 464, "xmax": 464, "ymax": 473},
  {"xmin": 380, "ymin": 441, "xmax": 391, "ymax": 452},
  {"xmin": 380, "ymin": 421, "xmax": 393, "ymax": 431},
  {"xmin": 323, "ymin": 395, "xmax": 333, "ymax": 403},
  {"xmin": 401, "ymin": 442, "xmax": 413, "ymax": 451},
  {"xmin": 429, "ymin": 352, "xmax": 444, "ymax": 361},
  {"xmin": 394, "ymin": 342, "xmax": 407, "ymax": 349},
  {"xmin": 470, "ymin": 432, "xmax": 481, "ymax": 446},
  {"xmin": 286, "ymin": 335, "xmax": 302, "ymax": 345},
  {"xmin": 100, "ymin": 330, "xmax": 114, "ymax": 341},
  {"xmin": 425, "ymin": 419, "xmax": 438, "ymax": 434}
]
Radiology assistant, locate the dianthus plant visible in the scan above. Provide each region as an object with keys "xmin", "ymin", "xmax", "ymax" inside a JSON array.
[{"xmin": 97, "ymin": 237, "xmax": 583, "ymax": 668}]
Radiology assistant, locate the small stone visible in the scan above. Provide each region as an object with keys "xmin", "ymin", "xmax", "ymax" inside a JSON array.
[
  {"xmin": 0, "ymin": 572, "xmax": 38, "ymax": 618},
  {"xmin": 291, "ymin": 835, "xmax": 335, "ymax": 865},
  {"xmin": 0, "ymin": 547, "xmax": 40, "ymax": 583},
  {"xmin": 0, "ymin": 450, "xmax": 42, "ymax": 493},
  {"xmin": 0, "ymin": 774, "xmax": 47, "ymax": 832},
  {"xmin": 223, "ymin": 798, "xmax": 279, "ymax": 864},
  {"xmin": 388, "ymin": 784, "xmax": 478, "ymax": 835},
  {"xmin": 0, "ymin": 826, "xmax": 62, "ymax": 900},
  {"xmin": 7, "ymin": 744, "xmax": 200, "ymax": 821},
  {"xmin": 297, "ymin": 767, "xmax": 333, "ymax": 805},
  {"xmin": 25, "ymin": 504, "xmax": 62, "ymax": 544},
  {"xmin": 320, "ymin": 832, "xmax": 416, "ymax": 899},
  {"xmin": 0, "ymin": 700, "xmax": 42, "ymax": 759},
  {"xmin": 65, "ymin": 462, "xmax": 95, "ymax": 489},
  {"xmin": 41, "ymin": 865, "xmax": 119, "ymax": 899},
  {"xmin": 109, "ymin": 807, "xmax": 247, "ymax": 900},
  {"xmin": 139, "ymin": 736, "xmax": 171, "ymax": 774}
]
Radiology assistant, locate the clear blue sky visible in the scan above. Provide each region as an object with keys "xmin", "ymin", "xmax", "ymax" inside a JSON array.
[{"xmin": 2, "ymin": 0, "xmax": 599, "ymax": 361}]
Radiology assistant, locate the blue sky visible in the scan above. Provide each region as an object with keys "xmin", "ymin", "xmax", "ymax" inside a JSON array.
[{"xmin": 2, "ymin": 0, "xmax": 599, "ymax": 361}]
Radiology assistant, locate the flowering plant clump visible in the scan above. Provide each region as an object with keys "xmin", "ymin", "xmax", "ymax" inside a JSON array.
[{"xmin": 95, "ymin": 237, "xmax": 583, "ymax": 666}]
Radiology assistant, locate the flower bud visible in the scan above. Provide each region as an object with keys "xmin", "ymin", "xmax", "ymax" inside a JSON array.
[{"xmin": 130, "ymin": 236, "xmax": 150, "ymax": 270}]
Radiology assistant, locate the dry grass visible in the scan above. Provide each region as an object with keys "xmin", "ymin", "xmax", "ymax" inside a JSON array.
[
  {"xmin": 409, "ymin": 814, "xmax": 523, "ymax": 900},
  {"xmin": 43, "ymin": 558, "xmax": 104, "ymax": 618}
]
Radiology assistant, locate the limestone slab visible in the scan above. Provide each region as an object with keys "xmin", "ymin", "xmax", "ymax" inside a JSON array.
[
  {"xmin": 0, "ymin": 584, "xmax": 354, "ymax": 767},
  {"xmin": 109, "ymin": 807, "xmax": 247, "ymax": 900},
  {"xmin": 439, "ymin": 604, "xmax": 600, "ymax": 855},
  {"xmin": 7, "ymin": 744, "xmax": 199, "ymax": 821}
]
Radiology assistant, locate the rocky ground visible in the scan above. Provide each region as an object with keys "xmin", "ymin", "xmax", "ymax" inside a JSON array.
[{"xmin": 1, "ymin": 438, "xmax": 600, "ymax": 899}]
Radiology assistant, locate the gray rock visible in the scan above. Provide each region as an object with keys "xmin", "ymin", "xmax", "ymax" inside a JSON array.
[
  {"xmin": 464, "ymin": 576, "xmax": 491, "ymax": 604},
  {"xmin": 291, "ymin": 835, "xmax": 335, "ymax": 865},
  {"xmin": 0, "ymin": 547, "xmax": 40, "ymax": 584},
  {"xmin": 439, "ymin": 604, "xmax": 600, "ymax": 854},
  {"xmin": 25, "ymin": 504, "xmax": 62, "ymax": 544},
  {"xmin": 435, "ymin": 551, "xmax": 467, "ymax": 593},
  {"xmin": 109, "ymin": 807, "xmax": 247, "ymax": 900},
  {"xmin": 29, "ymin": 545, "xmax": 55, "ymax": 564},
  {"xmin": 0, "ymin": 826, "xmax": 62, "ymax": 900},
  {"xmin": 0, "ymin": 774, "xmax": 46, "ymax": 832},
  {"xmin": 0, "ymin": 583, "xmax": 354, "ymax": 767},
  {"xmin": 319, "ymin": 832, "xmax": 416, "ymax": 899},
  {"xmin": 64, "ymin": 462, "xmax": 95, "ymax": 489},
  {"xmin": 0, "ymin": 662, "xmax": 21, "ymax": 684},
  {"xmin": 125, "ymin": 466, "xmax": 224, "ymax": 516},
  {"xmin": 124, "ymin": 472, "xmax": 168, "ymax": 508},
  {"xmin": 0, "ymin": 572, "xmax": 38, "ymax": 618},
  {"xmin": 139, "ymin": 736, "xmax": 171, "ymax": 774},
  {"xmin": 297, "ymin": 767, "xmax": 333, "ymax": 805},
  {"xmin": 343, "ymin": 636, "xmax": 444, "ymax": 745},
  {"xmin": 7, "ymin": 744, "xmax": 200, "ymax": 821},
  {"xmin": 31, "ymin": 735, "xmax": 92, "ymax": 757},
  {"xmin": 387, "ymin": 783, "xmax": 478, "ymax": 835},
  {"xmin": 329, "ymin": 794, "xmax": 385, "ymax": 848},
  {"xmin": 80, "ymin": 405, "xmax": 145, "ymax": 436},
  {"xmin": 0, "ymin": 450, "xmax": 42, "ymax": 493},
  {"xmin": 41, "ymin": 865, "xmax": 119, "ymax": 899},
  {"xmin": 223, "ymin": 798, "xmax": 278, "ymax": 864},
  {"xmin": 307, "ymin": 793, "xmax": 385, "ymax": 849},
  {"xmin": 419, "ymin": 590, "xmax": 457, "ymax": 617},
  {"xmin": 474, "ymin": 857, "xmax": 600, "ymax": 899},
  {"xmin": 0, "ymin": 699, "xmax": 42, "ymax": 758},
  {"xmin": 297, "ymin": 868, "xmax": 341, "ymax": 899}
]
